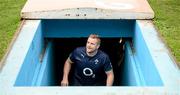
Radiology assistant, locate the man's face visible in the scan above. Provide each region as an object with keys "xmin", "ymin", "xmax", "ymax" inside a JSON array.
[{"xmin": 86, "ymin": 37, "xmax": 100, "ymax": 53}]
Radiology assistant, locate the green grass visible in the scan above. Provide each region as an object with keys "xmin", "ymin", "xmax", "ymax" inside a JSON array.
[
  {"xmin": 0, "ymin": 0, "xmax": 179, "ymax": 67},
  {"xmin": 0, "ymin": 0, "xmax": 26, "ymax": 61},
  {"xmin": 148, "ymin": 0, "xmax": 180, "ymax": 67}
]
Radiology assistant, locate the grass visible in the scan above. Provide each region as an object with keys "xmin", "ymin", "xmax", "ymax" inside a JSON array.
[
  {"xmin": 148, "ymin": 0, "xmax": 180, "ymax": 67},
  {"xmin": 0, "ymin": 0, "xmax": 179, "ymax": 67},
  {"xmin": 0, "ymin": 0, "xmax": 26, "ymax": 62}
]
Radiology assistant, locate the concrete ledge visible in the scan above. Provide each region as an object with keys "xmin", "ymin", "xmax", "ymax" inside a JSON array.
[
  {"xmin": 136, "ymin": 20, "xmax": 180, "ymax": 87},
  {"xmin": 1, "ymin": 87, "xmax": 179, "ymax": 95},
  {"xmin": 21, "ymin": 0, "xmax": 154, "ymax": 19},
  {"xmin": 0, "ymin": 20, "xmax": 179, "ymax": 95}
]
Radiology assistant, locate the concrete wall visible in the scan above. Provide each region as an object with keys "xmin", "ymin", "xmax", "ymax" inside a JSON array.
[
  {"xmin": 1, "ymin": 20, "xmax": 179, "ymax": 94},
  {"xmin": 43, "ymin": 19, "xmax": 134, "ymax": 38},
  {"xmin": 15, "ymin": 20, "xmax": 163, "ymax": 86},
  {"xmin": 15, "ymin": 21, "xmax": 44, "ymax": 86},
  {"xmin": 35, "ymin": 42, "xmax": 55, "ymax": 86},
  {"xmin": 132, "ymin": 21, "xmax": 163, "ymax": 86},
  {"xmin": 121, "ymin": 42, "xmax": 141, "ymax": 86},
  {"xmin": 14, "ymin": 21, "xmax": 55, "ymax": 86},
  {"xmin": 121, "ymin": 21, "xmax": 163, "ymax": 86}
]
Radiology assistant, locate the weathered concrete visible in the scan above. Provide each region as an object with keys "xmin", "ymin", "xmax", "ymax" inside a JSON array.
[
  {"xmin": 0, "ymin": 0, "xmax": 179, "ymax": 94},
  {"xmin": 21, "ymin": 0, "xmax": 154, "ymax": 19},
  {"xmin": 0, "ymin": 20, "xmax": 179, "ymax": 95}
]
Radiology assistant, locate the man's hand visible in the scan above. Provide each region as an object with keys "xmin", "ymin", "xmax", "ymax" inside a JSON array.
[
  {"xmin": 61, "ymin": 79, "xmax": 69, "ymax": 86},
  {"xmin": 106, "ymin": 70, "xmax": 114, "ymax": 86},
  {"xmin": 61, "ymin": 57, "xmax": 73, "ymax": 86}
]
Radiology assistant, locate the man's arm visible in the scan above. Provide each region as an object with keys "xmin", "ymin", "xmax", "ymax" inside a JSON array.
[
  {"xmin": 106, "ymin": 70, "xmax": 114, "ymax": 86},
  {"xmin": 61, "ymin": 57, "xmax": 73, "ymax": 86}
]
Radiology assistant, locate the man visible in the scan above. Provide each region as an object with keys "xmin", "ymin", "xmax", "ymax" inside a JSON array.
[{"xmin": 61, "ymin": 34, "xmax": 114, "ymax": 86}]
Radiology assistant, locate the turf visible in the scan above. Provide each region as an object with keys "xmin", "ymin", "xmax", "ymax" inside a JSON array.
[
  {"xmin": 0, "ymin": 0, "xmax": 26, "ymax": 61},
  {"xmin": 148, "ymin": 0, "xmax": 180, "ymax": 67}
]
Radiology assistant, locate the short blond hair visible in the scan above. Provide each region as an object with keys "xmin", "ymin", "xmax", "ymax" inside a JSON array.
[{"xmin": 88, "ymin": 34, "xmax": 101, "ymax": 45}]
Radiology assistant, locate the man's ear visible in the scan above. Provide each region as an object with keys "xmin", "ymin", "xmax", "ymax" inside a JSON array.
[{"xmin": 97, "ymin": 44, "xmax": 100, "ymax": 49}]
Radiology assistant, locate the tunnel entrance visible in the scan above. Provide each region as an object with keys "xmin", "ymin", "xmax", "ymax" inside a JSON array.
[
  {"xmin": 52, "ymin": 38, "xmax": 128, "ymax": 86},
  {"xmin": 14, "ymin": 20, "xmax": 163, "ymax": 86},
  {"xmin": 3, "ymin": 0, "xmax": 179, "ymax": 94}
]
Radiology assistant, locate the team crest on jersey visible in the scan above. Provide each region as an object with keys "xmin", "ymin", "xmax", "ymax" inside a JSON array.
[
  {"xmin": 81, "ymin": 54, "xmax": 85, "ymax": 58},
  {"xmin": 94, "ymin": 59, "xmax": 99, "ymax": 64}
]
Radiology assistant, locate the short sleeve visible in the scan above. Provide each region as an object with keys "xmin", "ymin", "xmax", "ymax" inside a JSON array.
[
  {"xmin": 69, "ymin": 49, "xmax": 76, "ymax": 62},
  {"xmin": 104, "ymin": 55, "xmax": 113, "ymax": 72}
]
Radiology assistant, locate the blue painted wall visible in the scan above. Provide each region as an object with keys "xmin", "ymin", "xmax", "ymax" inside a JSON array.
[
  {"xmin": 132, "ymin": 21, "xmax": 163, "ymax": 86},
  {"xmin": 35, "ymin": 42, "xmax": 55, "ymax": 86},
  {"xmin": 121, "ymin": 42, "xmax": 142, "ymax": 86},
  {"xmin": 15, "ymin": 21, "xmax": 55, "ymax": 86},
  {"xmin": 118, "ymin": 21, "xmax": 163, "ymax": 86},
  {"xmin": 15, "ymin": 21, "xmax": 44, "ymax": 86},
  {"xmin": 15, "ymin": 20, "xmax": 163, "ymax": 86},
  {"xmin": 43, "ymin": 19, "xmax": 134, "ymax": 38}
]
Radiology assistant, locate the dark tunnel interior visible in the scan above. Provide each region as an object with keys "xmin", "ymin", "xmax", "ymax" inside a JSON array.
[{"xmin": 51, "ymin": 38, "xmax": 130, "ymax": 86}]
